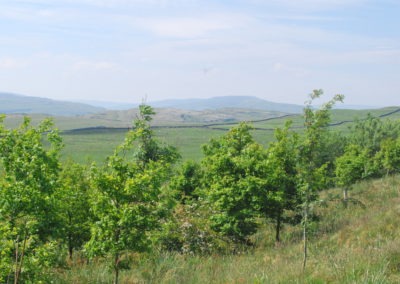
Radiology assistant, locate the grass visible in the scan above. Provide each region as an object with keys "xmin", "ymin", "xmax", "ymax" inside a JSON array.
[
  {"xmin": 60, "ymin": 127, "xmax": 280, "ymax": 164},
  {"xmin": 53, "ymin": 174, "xmax": 400, "ymax": 283},
  {"xmin": 60, "ymin": 127, "xmax": 226, "ymax": 163}
]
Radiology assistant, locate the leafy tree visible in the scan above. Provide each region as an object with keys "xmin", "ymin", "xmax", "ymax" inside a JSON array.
[
  {"xmin": 201, "ymin": 123, "xmax": 269, "ymax": 244},
  {"xmin": 297, "ymin": 90, "xmax": 344, "ymax": 271},
  {"xmin": 345, "ymin": 115, "xmax": 400, "ymax": 179},
  {"xmin": 318, "ymin": 131, "xmax": 348, "ymax": 184},
  {"xmin": 349, "ymin": 114, "xmax": 400, "ymax": 156},
  {"xmin": 0, "ymin": 116, "xmax": 63, "ymax": 283},
  {"xmin": 85, "ymin": 105, "xmax": 179, "ymax": 284},
  {"xmin": 169, "ymin": 160, "xmax": 203, "ymax": 204},
  {"xmin": 262, "ymin": 121, "xmax": 300, "ymax": 243},
  {"xmin": 56, "ymin": 161, "xmax": 92, "ymax": 260},
  {"xmin": 335, "ymin": 144, "xmax": 368, "ymax": 203},
  {"xmin": 131, "ymin": 104, "xmax": 180, "ymax": 168},
  {"xmin": 375, "ymin": 137, "xmax": 400, "ymax": 176}
]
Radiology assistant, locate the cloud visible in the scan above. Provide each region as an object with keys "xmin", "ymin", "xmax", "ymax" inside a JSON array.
[{"xmin": 135, "ymin": 13, "xmax": 249, "ymax": 38}]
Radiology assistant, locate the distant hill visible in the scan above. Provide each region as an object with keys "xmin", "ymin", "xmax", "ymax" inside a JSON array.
[
  {"xmin": 148, "ymin": 96, "xmax": 304, "ymax": 113},
  {"xmin": 76, "ymin": 100, "xmax": 136, "ymax": 110},
  {"xmin": 0, "ymin": 92, "xmax": 105, "ymax": 116}
]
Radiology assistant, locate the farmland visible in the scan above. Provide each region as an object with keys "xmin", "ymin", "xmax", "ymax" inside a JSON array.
[{"xmin": 4, "ymin": 106, "xmax": 397, "ymax": 163}]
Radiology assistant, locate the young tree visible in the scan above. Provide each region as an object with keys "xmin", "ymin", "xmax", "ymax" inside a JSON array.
[
  {"xmin": 0, "ymin": 116, "xmax": 63, "ymax": 283},
  {"xmin": 85, "ymin": 105, "xmax": 179, "ymax": 284},
  {"xmin": 335, "ymin": 144, "xmax": 368, "ymax": 203},
  {"xmin": 262, "ymin": 121, "xmax": 300, "ymax": 243},
  {"xmin": 201, "ymin": 123, "xmax": 269, "ymax": 244},
  {"xmin": 297, "ymin": 90, "xmax": 344, "ymax": 271},
  {"xmin": 375, "ymin": 137, "xmax": 400, "ymax": 176},
  {"xmin": 169, "ymin": 160, "xmax": 203, "ymax": 204},
  {"xmin": 56, "ymin": 161, "xmax": 92, "ymax": 260},
  {"xmin": 350, "ymin": 114, "xmax": 400, "ymax": 158}
]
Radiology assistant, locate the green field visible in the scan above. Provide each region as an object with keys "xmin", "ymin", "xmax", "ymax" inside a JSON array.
[{"xmin": 4, "ymin": 107, "xmax": 400, "ymax": 164}]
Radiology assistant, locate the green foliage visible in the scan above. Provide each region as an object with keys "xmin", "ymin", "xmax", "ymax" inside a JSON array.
[
  {"xmin": 298, "ymin": 90, "xmax": 344, "ymax": 194},
  {"xmin": 201, "ymin": 123, "xmax": 269, "ymax": 243},
  {"xmin": 159, "ymin": 203, "xmax": 231, "ymax": 255},
  {"xmin": 262, "ymin": 121, "xmax": 300, "ymax": 242},
  {"xmin": 349, "ymin": 114, "xmax": 400, "ymax": 155},
  {"xmin": 335, "ymin": 144, "xmax": 369, "ymax": 188},
  {"xmin": 56, "ymin": 161, "xmax": 92, "ymax": 260},
  {"xmin": 169, "ymin": 160, "xmax": 203, "ymax": 203},
  {"xmin": 128, "ymin": 104, "xmax": 180, "ymax": 168},
  {"xmin": 0, "ymin": 116, "xmax": 63, "ymax": 282},
  {"xmin": 375, "ymin": 137, "xmax": 400, "ymax": 176},
  {"xmin": 297, "ymin": 90, "xmax": 344, "ymax": 271},
  {"xmin": 85, "ymin": 104, "xmax": 179, "ymax": 284}
]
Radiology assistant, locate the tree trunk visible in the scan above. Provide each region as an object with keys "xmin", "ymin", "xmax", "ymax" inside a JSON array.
[
  {"xmin": 302, "ymin": 204, "xmax": 308, "ymax": 273},
  {"xmin": 343, "ymin": 187, "xmax": 348, "ymax": 201},
  {"xmin": 14, "ymin": 233, "xmax": 27, "ymax": 284},
  {"xmin": 68, "ymin": 234, "xmax": 73, "ymax": 261},
  {"xmin": 68, "ymin": 213, "xmax": 73, "ymax": 260},
  {"xmin": 14, "ymin": 235, "xmax": 19, "ymax": 284},
  {"xmin": 114, "ymin": 253, "xmax": 120, "ymax": 284},
  {"xmin": 275, "ymin": 213, "xmax": 281, "ymax": 243}
]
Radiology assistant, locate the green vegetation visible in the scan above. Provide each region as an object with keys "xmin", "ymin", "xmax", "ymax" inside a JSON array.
[
  {"xmin": 53, "ymin": 175, "xmax": 400, "ymax": 283},
  {"xmin": 1, "ymin": 91, "xmax": 400, "ymax": 283}
]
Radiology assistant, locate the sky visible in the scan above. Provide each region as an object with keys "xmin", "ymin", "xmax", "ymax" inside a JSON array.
[{"xmin": 0, "ymin": 0, "xmax": 399, "ymax": 106}]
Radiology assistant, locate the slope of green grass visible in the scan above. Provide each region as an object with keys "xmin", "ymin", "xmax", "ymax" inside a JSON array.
[{"xmin": 54, "ymin": 174, "xmax": 400, "ymax": 283}]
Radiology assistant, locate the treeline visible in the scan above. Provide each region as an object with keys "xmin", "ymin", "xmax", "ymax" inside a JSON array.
[{"xmin": 1, "ymin": 90, "xmax": 400, "ymax": 283}]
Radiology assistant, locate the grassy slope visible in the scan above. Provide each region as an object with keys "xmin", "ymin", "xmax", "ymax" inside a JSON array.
[{"xmin": 55, "ymin": 174, "xmax": 400, "ymax": 283}]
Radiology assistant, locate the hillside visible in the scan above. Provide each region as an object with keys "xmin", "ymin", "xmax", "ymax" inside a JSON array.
[
  {"xmin": 57, "ymin": 174, "xmax": 400, "ymax": 283},
  {"xmin": 148, "ymin": 96, "xmax": 304, "ymax": 113},
  {"xmin": 0, "ymin": 92, "xmax": 105, "ymax": 116}
]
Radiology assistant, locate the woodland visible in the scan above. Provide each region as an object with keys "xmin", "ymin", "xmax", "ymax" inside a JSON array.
[{"xmin": 1, "ymin": 90, "xmax": 400, "ymax": 283}]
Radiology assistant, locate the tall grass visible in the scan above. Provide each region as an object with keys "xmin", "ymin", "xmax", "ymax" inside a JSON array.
[{"xmin": 53, "ymin": 174, "xmax": 400, "ymax": 283}]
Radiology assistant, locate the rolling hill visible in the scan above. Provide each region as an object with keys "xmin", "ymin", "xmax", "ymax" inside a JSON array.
[
  {"xmin": 0, "ymin": 92, "xmax": 105, "ymax": 116},
  {"xmin": 148, "ymin": 96, "xmax": 304, "ymax": 113}
]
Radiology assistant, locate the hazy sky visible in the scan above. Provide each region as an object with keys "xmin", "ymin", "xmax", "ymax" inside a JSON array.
[{"xmin": 1, "ymin": 0, "xmax": 399, "ymax": 106}]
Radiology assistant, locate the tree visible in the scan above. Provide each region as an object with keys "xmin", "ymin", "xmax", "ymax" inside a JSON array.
[
  {"xmin": 350, "ymin": 115, "xmax": 400, "ymax": 157},
  {"xmin": 297, "ymin": 90, "xmax": 344, "ymax": 271},
  {"xmin": 0, "ymin": 116, "xmax": 63, "ymax": 283},
  {"xmin": 85, "ymin": 105, "xmax": 179, "ymax": 284},
  {"xmin": 131, "ymin": 104, "xmax": 180, "ymax": 168},
  {"xmin": 56, "ymin": 161, "xmax": 92, "ymax": 260},
  {"xmin": 169, "ymin": 160, "xmax": 203, "ymax": 204},
  {"xmin": 201, "ymin": 123, "xmax": 269, "ymax": 244},
  {"xmin": 375, "ymin": 137, "xmax": 400, "ymax": 176},
  {"xmin": 335, "ymin": 144, "xmax": 368, "ymax": 203},
  {"xmin": 262, "ymin": 121, "xmax": 300, "ymax": 243}
]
